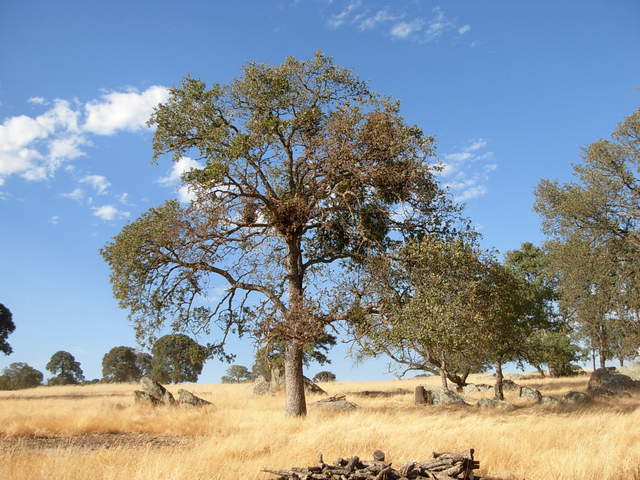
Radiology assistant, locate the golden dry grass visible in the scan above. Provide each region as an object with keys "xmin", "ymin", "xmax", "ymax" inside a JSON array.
[{"xmin": 1, "ymin": 374, "xmax": 639, "ymax": 480}]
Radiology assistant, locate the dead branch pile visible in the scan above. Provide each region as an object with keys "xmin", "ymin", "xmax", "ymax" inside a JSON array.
[{"xmin": 263, "ymin": 449, "xmax": 479, "ymax": 480}]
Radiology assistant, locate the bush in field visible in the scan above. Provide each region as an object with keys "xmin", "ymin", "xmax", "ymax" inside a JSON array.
[
  {"xmin": 46, "ymin": 351, "xmax": 84, "ymax": 385},
  {"xmin": 0, "ymin": 362, "xmax": 43, "ymax": 390}
]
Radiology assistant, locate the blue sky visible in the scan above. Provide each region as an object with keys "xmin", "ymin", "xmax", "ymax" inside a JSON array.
[{"xmin": 1, "ymin": 0, "xmax": 639, "ymax": 382}]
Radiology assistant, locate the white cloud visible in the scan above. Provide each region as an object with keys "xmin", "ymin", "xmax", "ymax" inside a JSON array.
[
  {"xmin": 327, "ymin": 0, "xmax": 361, "ymax": 28},
  {"xmin": 158, "ymin": 156, "xmax": 202, "ymax": 203},
  {"xmin": 158, "ymin": 156, "xmax": 202, "ymax": 186},
  {"xmin": 80, "ymin": 174, "xmax": 110, "ymax": 195},
  {"xmin": 49, "ymin": 215, "xmax": 61, "ymax": 225},
  {"xmin": 92, "ymin": 204, "xmax": 130, "ymax": 221},
  {"xmin": 117, "ymin": 192, "xmax": 131, "ymax": 205},
  {"xmin": 0, "ymin": 86, "xmax": 169, "ymax": 187},
  {"xmin": 83, "ymin": 86, "xmax": 169, "ymax": 135},
  {"xmin": 357, "ymin": 9, "xmax": 402, "ymax": 31},
  {"xmin": 458, "ymin": 25, "xmax": 471, "ymax": 35},
  {"xmin": 28, "ymin": 97, "xmax": 47, "ymax": 105},
  {"xmin": 390, "ymin": 20, "xmax": 424, "ymax": 39},
  {"xmin": 437, "ymin": 138, "xmax": 496, "ymax": 203},
  {"xmin": 62, "ymin": 187, "xmax": 85, "ymax": 201}
]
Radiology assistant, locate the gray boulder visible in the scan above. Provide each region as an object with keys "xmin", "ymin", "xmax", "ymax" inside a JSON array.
[
  {"xmin": 587, "ymin": 368, "xmax": 640, "ymax": 395},
  {"xmin": 540, "ymin": 395, "xmax": 561, "ymax": 407},
  {"xmin": 428, "ymin": 388, "xmax": 470, "ymax": 406},
  {"xmin": 177, "ymin": 389, "xmax": 212, "ymax": 407},
  {"xmin": 304, "ymin": 376, "xmax": 327, "ymax": 395},
  {"xmin": 562, "ymin": 391, "xmax": 590, "ymax": 405},
  {"xmin": 462, "ymin": 383, "xmax": 493, "ymax": 394},
  {"xmin": 502, "ymin": 379, "xmax": 520, "ymax": 391},
  {"xmin": 133, "ymin": 390, "xmax": 160, "ymax": 406},
  {"xmin": 477, "ymin": 398, "xmax": 515, "ymax": 410},
  {"xmin": 251, "ymin": 376, "xmax": 272, "ymax": 396},
  {"xmin": 139, "ymin": 377, "xmax": 176, "ymax": 405},
  {"xmin": 519, "ymin": 386, "xmax": 542, "ymax": 402},
  {"xmin": 311, "ymin": 394, "xmax": 358, "ymax": 411}
]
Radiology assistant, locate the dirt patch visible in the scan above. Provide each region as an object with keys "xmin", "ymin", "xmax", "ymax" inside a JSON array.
[{"xmin": 0, "ymin": 433, "xmax": 193, "ymax": 451}]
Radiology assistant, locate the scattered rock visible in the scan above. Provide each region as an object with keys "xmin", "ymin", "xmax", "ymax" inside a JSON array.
[
  {"xmin": 304, "ymin": 376, "xmax": 327, "ymax": 395},
  {"xmin": 519, "ymin": 386, "xmax": 542, "ymax": 402},
  {"xmin": 587, "ymin": 368, "xmax": 640, "ymax": 395},
  {"xmin": 350, "ymin": 389, "xmax": 410, "ymax": 398},
  {"xmin": 477, "ymin": 398, "xmax": 515, "ymax": 410},
  {"xmin": 462, "ymin": 383, "xmax": 494, "ymax": 394},
  {"xmin": 139, "ymin": 377, "xmax": 175, "ymax": 405},
  {"xmin": 428, "ymin": 388, "xmax": 470, "ymax": 406},
  {"xmin": 502, "ymin": 379, "xmax": 520, "ymax": 391},
  {"xmin": 562, "ymin": 391, "xmax": 590, "ymax": 404},
  {"xmin": 177, "ymin": 389, "xmax": 212, "ymax": 407},
  {"xmin": 251, "ymin": 376, "xmax": 272, "ymax": 396},
  {"xmin": 540, "ymin": 395, "xmax": 561, "ymax": 407},
  {"xmin": 133, "ymin": 390, "xmax": 160, "ymax": 406},
  {"xmin": 311, "ymin": 394, "xmax": 358, "ymax": 411}
]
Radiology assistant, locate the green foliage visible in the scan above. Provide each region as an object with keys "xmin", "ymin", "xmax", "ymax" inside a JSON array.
[
  {"xmin": 150, "ymin": 334, "xmax": 208, "ymax": 384},
  {"xmin": 312, "ymin": 370, "xmax": 336, "ymax": 382},
  {"xmin": 102, "ymin": 346, "xmax": 143, "ymax": 383},
  {"xmin": 221, "ymin": 364, "xmax": 254, "ymax": 383},
  {"xmin": 0, "ymin": 303, "xmax": 16, "ymax": 355},
  {"xmin": 0, "ymin": 362, "xmax": 43, "ymax": 390},
  {"xmin": 46, "ymin": 351, "xmax": 84, "ymax": 385},
  {"xmin": 136, "ymin": 352, "xmax": 153, "ymax": 377},
  {"xmin": 535, "ymin": 106, "xmax": 640, "ymax": 366}
]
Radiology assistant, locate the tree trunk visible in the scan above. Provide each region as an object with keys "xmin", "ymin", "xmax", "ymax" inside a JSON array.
[
  {"xmin": 494, "ymin": 360, "xmax": 504, "ymax": 400},
  {"xmin": 283, "ymin": 234, "xmax": 307, "ymax": 417},
  {"xmin": 535, "ymin": 364, "xmax": 546, "ymax": 378},
  {"xmin": 598, "ymin": 338, "xmax": 606, "ymax": 369},
  {"xmin": 619, "ymin": 357, "xmax": 624, "ymax": 367},
  {"xmin": 439, "ymin": 355, "xmax": 449, "ymax": 391},
  {"xmin": 284, "ymin": 340, "xmax": 306, "ymax": 417},
  {"xmin": 592, "ymin": 348, "xmax": 596, "ymax": 372}
]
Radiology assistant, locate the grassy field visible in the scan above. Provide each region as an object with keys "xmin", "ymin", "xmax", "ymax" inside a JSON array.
[{"xmin": 1, "ymin": 373, "xmax": 639, "ymax": 480}]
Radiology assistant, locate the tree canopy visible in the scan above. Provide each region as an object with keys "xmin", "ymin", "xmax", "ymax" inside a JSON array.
[
  {"xmin": 101, "ymin": 52, "xmax": 459, "ymax": 416},
  {"xmin": 0, "ymin": 303, "xmax": 16, "ymax": 356},
  {"xmin": 221, "ymin": 364, "xmax": 254, "ymax": 383},
  {"xmin": 535, "ymin": 106, "xmax": 640, "ymax": 367},
  {"xmin": 0, "ymin": 362, "xmax": 43, "ymax": 390},
  {"xmin": 150, "ymin": 334, "xmax": 208, "ymax": 384},
  {"xmin": 46, "ymin": 350, "xmax": 84, "ymax": 385},
  {"xmin": 102, "ymin": 346, "xmax": 143, "ymax": 383}
]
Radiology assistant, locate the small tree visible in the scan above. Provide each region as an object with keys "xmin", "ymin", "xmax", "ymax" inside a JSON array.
[
  {"xmin": 150, "ymin": 334, "xmax": 208, "ymax": 384},
  {"xmin": 101, "ymin": 53, "xmax": 459, "ymax": 416},
  {"xmin": 46, "ymin": 351, "xmax": 84, "ymax": 385},
  {"xmin": 221, "ymin": 364, "xmax": 253, "ymax": 383},
  {"xmin": 0, "ymin": 362, "xmax": 43, "ymax": 390},
  {"xmin": 102, "ymin": 346, "xmax": 142, "ymax": 382},
  {"xmin": 0, "ymin": 303, "xmax": 16, "ymax": 355},
  {"xmin": 312, "ymin": 371, "xmax": 336, "ymax": 382}
]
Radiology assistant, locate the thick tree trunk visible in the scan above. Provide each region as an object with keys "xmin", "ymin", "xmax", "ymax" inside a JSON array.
[
  {"xmin": 598, "ymin": 338, "xmax": 606, "ymax": 369},
  {"xmin": 284, "ymin": 340, "xmax": 306, "ymax": 417},
  {"xmin": 283, "ymin": 234, "xmax": 307, "ymax": 417},
  {"xmin": 494, "ymin": 360, "xmax": 504, "ymax": 400},
  {"xmin": 619, "ymin": 357, "xmax": 624, "ymax": 367},
  {"xmin": 535, "ymin": 365, "xmax": 546, "ymax": 378}
]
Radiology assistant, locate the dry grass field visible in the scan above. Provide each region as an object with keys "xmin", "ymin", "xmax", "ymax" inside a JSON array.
[{"xmin": 1, "ymin": 373, "xmax": 639, "ymax": 480}]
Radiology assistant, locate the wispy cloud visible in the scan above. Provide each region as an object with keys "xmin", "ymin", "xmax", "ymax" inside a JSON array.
[
  {"xmin": 49, "ymin": 215, "xmax": 61, "ymax": 225},
  {"xmin": 80, "ymin": 174, "xmax": 110, "ymax": 195},
  {"xmin": 61, "ymin": 187, "xmax": 85, "ymax": 202},
  {"xmin": 326, "ymin": 2, "xmax": 471, "ymax": 45},
  {"xmin": 438, "ymin": 139, "xmax": 496, "ymax": 203},
  {"xmin": 92, "ymin": 204, "xmax": 130, "ymax": 221}
]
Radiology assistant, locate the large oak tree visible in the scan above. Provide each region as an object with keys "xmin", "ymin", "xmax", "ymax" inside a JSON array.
[{"xmin": 101, "ymin": 53, "xmax": 458, "ymax": 416}]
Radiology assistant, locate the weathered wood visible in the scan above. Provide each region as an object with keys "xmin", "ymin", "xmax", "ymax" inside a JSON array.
[{"xmin": 415, "ymin": 386, "xmax": 426, "ymax": 404}]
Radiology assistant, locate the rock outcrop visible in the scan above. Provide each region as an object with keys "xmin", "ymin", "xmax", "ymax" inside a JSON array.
[{"xmin": 311, "ymin": 394, "xmax": 358, "ymax": 411}]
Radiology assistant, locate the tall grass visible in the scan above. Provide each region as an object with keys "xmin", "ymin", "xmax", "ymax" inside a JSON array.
[{"xmin": 1, "ymin": 374, "xmax": 639, "ymax": 480}]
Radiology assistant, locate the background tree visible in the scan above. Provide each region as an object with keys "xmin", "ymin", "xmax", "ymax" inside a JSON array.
[
  {"xmin": 221, "ymin": 364, "xmax": 253, "ymax": 383},
  {"xmin": 504, "ymin": 243, "xmax": 583, "ymax": 377},
  {"xmin": 101, "ymin": 52, "xmax": 458, "ymax": 416},
  {"xmin": 535, "ymin": 106, "xmax": 640, "ymax": 368},
  {"xmin": 46, "ymin": 351, "xmax": 84, "ymax": 385},
  {"xmin": 351, "ymin": 235, "xmax": 488, "ymax": 392},
  {"xmin": 136, "ymin": 352, "xmax": 153, "ymax": 377},
  {"xmin": 312, "ymin": 370, "xmax": 336, "ymax": 382},
  {"xmin": 150, "ymin": 334, "xmax": 208, "ymax": 384},
  {"xmin": 0, "ymin": 303, "xmax": 16, "ymax": 355},
  {"xmin": 102, "ymin": 346, "xmax": 142, "ymax": 382},
  {"xmin": 0, "ymin": 362, "xmax": 43, "ymax": 390}
]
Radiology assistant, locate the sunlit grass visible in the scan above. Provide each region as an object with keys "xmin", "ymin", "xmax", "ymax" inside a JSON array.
[{"xmin": 1, "ymin": 374, "xmax": 639, "ymax": 480}]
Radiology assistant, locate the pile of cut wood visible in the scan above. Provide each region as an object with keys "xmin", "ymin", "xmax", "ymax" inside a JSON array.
[{"xmin": 263, "ymin": 449, "xmax": 479, "ymax": 480}]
